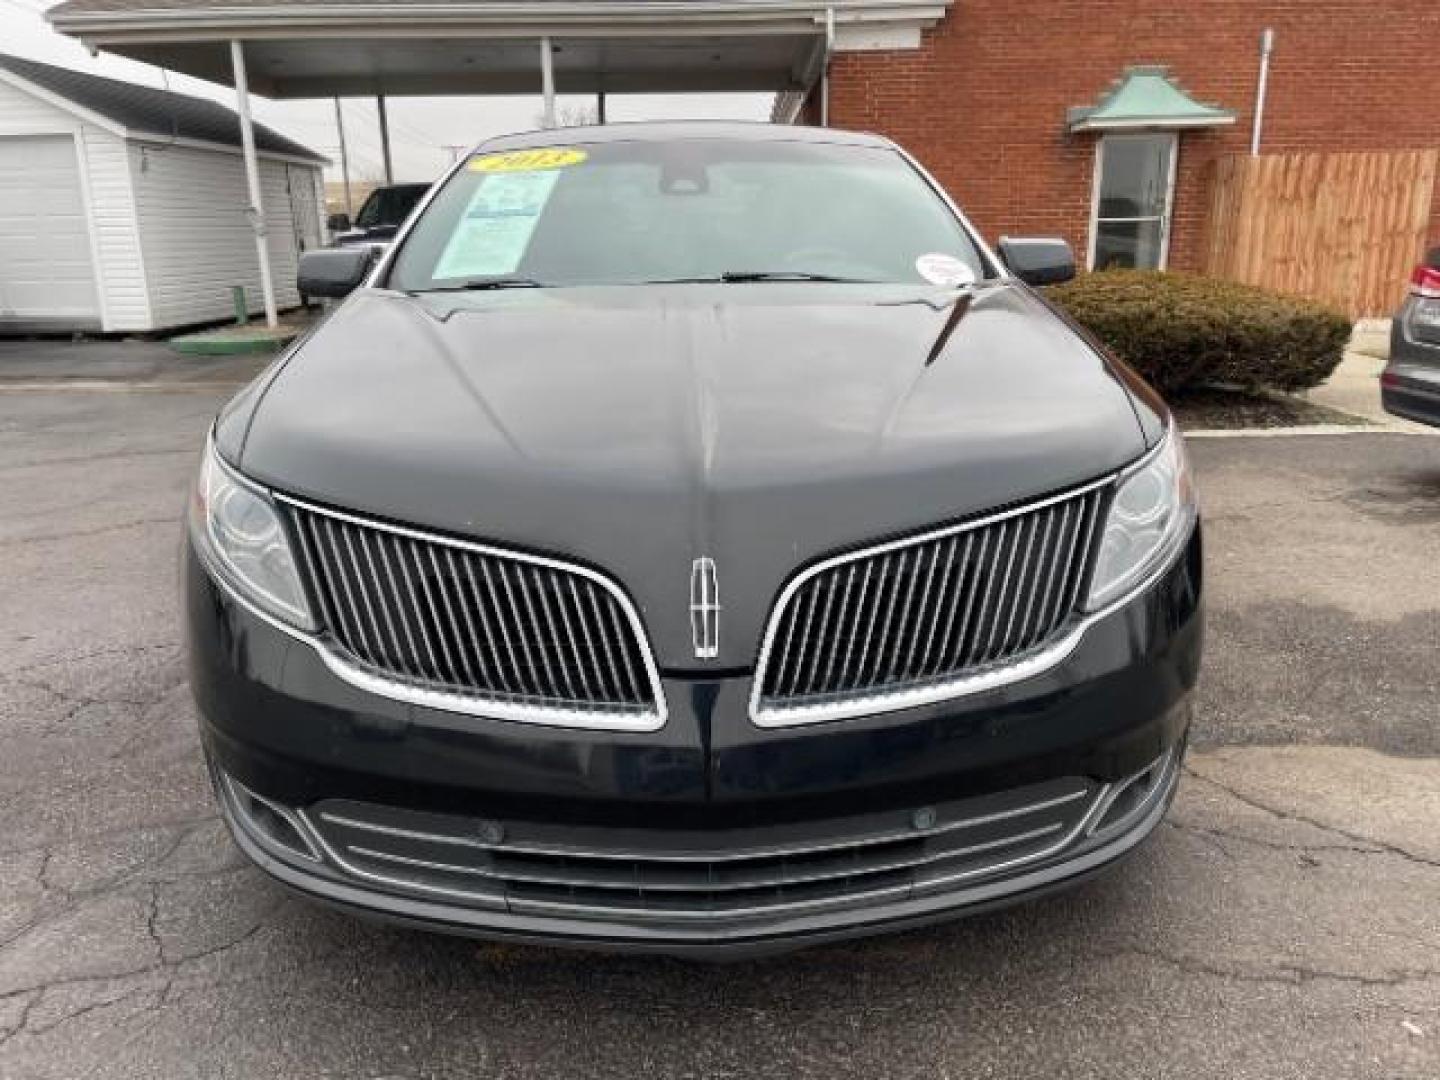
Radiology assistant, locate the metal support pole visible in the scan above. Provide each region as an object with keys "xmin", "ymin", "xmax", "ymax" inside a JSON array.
[
  {"xmin": 540, "ymin": 36, "xmax": 556, "ymax": 129},
  {"xmin": 597, "ymin": 90, "xmax": 606, "ymax": 125},
  {"xmin": 333, "ymin": 97, "xmax": 352, "ymax": 216},
  {"xmin": 820, "ymin": 7, "xmax": 835, "ymax": 126},
  {"xmin": 229, "ymin": 40, "xmax": 277, "ymax": 328},
  {"xmin": 376, "ymin": 94, "xmax": 394, "ymax": 183}
]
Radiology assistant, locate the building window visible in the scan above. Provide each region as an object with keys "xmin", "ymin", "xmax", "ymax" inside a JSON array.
[{"xmin": 1089, "ymin": 132, "xmax": 1176, "ymax": 271}]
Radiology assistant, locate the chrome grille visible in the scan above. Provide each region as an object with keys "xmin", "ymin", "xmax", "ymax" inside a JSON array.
[
  {"xmin": 301, "ymin": 775, "xmax": 1104, "ymax": 923},
  {"xmin": 754, "ymin": 482, "xmax": 1108, "ymax": 723},
  {"xmin": 284, "ymin": 499, "xmax": 664, "ymax": 728}
]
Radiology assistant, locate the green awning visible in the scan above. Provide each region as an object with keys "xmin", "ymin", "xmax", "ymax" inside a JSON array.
[{"xmin": 1068, "ymin": 66, "xmax": 1236, "ymax": 133}]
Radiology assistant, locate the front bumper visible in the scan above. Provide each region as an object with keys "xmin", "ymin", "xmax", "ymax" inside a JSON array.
[{"xmin": 186, "ymin": 524, "xmax": 1202, "ymax": 955}]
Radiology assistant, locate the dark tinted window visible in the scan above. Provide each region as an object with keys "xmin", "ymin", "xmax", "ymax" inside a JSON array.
[{"xmin": 354, "ymin": 184, "xmax": 430, "ymax": 230}]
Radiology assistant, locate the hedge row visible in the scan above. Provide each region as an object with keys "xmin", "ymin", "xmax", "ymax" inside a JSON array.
[{"xmin": 1047, "ymin": 270, "xmax": 1352, "ymax": 395}]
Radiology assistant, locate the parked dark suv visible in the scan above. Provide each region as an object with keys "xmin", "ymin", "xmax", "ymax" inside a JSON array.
[
  {"xmin": 329, "ymin": 181, "xmax": 431, "ymax": 248},
  {"xmin": 1382, "ymin": 247, "xmax": 1440, "ymax": 427},
  {"xmin": 185, "ymin": 123, "xmax": 1203, "ymax": 955}
]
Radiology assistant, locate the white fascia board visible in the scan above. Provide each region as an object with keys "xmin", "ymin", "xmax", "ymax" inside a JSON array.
[
  {"xmin": 128, "ymin": 134, "xmax": 330, "ymax": 167},
  {"xmin": 53, "ymin": 1, "xmax": 952, "ymax": 39}
]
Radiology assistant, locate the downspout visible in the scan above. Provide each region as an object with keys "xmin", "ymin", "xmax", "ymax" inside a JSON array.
[
  {"xmin": 1251, "ymin": 28, "xmax": 1274, "ymax": 157},
  {"xmin": 820, "ymin": 6, "xmax": 835, "ymax": 126}
]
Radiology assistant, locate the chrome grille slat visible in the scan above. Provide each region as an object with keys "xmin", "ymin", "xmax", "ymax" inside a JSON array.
[
  {"xmin": 324, "ymin": 520, "xmax": 379, "ymax": 665},
  {"xmin": 756, "ymin": 484, "xmax": 1108, "ymax": 718},
  {"xmin": 947, "ymin": 528, "xmax": 990, "ymax": 672},
  {"xmin": 284, "ymin": 499, "xmax": 662, "ymax": 725},
  {"xmin": 315, "ymin": 785, "xmax": 1090, "ymax": 864},
  {"xmin": 1024, "ymin": 502, "xmax": 1071, "ymax": 651},
  {"xmin": 364, "ymin": 525, "xmax": 422, "ymax": 673},
  {"xmin": 347, "ymin": 819, "xmax": 1067, "ymax": 894},
  {"xmin": 302, "ymin": 771, "xmax": 1121, "ymax": 921}
]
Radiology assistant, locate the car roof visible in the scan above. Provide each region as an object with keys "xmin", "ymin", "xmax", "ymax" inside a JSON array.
[{"xmin": 477, "ymin": 121, "xmax": 895, "ymax": 153}]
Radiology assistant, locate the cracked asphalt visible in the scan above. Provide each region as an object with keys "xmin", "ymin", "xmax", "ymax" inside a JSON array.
[{"xmin": 1, "ymin": 378, "xmax": 1437, "ymax": 1079}]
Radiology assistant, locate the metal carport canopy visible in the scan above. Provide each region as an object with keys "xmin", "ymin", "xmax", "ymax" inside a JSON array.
[
  {"xmin": 46, "ymin": 1, "xmax": 951, "ymax": 97},
  {"xmin": 47, "ymin": 1, "xmax": 951, "ymax": 327}
]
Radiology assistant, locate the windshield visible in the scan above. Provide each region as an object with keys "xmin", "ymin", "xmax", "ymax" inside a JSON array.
[
  {"xmin": 388, "ymin": 138, "xmax": 987, "ymax": 290},
  {"xmin": 354, "ymin": 184, "xmax": 430, "ymax": 230}
]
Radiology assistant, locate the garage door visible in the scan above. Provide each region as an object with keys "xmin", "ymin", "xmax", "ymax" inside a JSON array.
[{"xmin": 0, "ymin": 134, "xmax": 100, "ymax": 329}]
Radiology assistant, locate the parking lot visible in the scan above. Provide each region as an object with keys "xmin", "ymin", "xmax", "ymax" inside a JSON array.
[{"xmin": 1, "ymin": 375, "xmax": 1437, "ymax": 1079}]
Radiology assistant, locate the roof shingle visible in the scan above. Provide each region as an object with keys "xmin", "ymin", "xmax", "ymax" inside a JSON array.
[{"xmin": 0, "ymin": 51, "xmax": 326, "ymax": 162}]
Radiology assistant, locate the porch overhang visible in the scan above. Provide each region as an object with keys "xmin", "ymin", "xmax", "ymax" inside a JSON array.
[{"xmin": 1068, "ymin": 65, "xmax": 1236, "ymax": 134}]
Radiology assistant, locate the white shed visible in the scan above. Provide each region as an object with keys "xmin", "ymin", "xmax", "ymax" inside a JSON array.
[{"xmin": 0, "ymin": 52, "xmax": 327, "ymax": 334}]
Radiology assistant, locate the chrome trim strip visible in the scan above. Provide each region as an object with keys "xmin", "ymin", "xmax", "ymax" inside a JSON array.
[
  {"xmin": 1085, "ymin": 744, "xmax": 1179, "ymax": 839},
  {"xmin": 314, "ymin": 785, "xmax": 1090, "ymax": 865},
  {"xmin": 749, "ymin": 474, "xmax": 1115, "ymax": 727},
  {"xmin": 294, "ymin": 808, "xmax": 508, "ymax": 910},
  {"xmin": 220, "ymin": 773, "xmax": 323, "ymax": 864},
  {"xmin": 509, "ymin": 784, "xmax": 1117, "ymax": 924},
  {"xmin": 344, "ymin": 820, "xmax": 1067, "ymax": 895},
  {"xmin": 276, "ymin": 494, "xmax": 668, "ymax": 730},
  {"xmin": 274, "ymin": 753, "xmax": 1174, "ymax": 925}
]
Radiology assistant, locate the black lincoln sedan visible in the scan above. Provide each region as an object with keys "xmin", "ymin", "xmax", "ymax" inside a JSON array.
[{"xmin": 185, "ymin": 122, "xmax": 1202, "ymax": 955}]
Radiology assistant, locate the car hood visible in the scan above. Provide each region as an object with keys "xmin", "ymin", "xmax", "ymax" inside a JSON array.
[{"xmin": 233, "ymin": 283, "xmax": 1148, "ymax": 669}]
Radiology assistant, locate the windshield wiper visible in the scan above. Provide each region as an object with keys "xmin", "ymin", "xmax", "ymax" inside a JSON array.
[
  {"xmin": 718, "ymin": 270, "xmax": 877, "ymax": 284},
  {"xmin": 410, "ymin": 276, "xmax": 549, "ymax": 294},
  {"xmin": 640, "ymin": 271, "xmax": 878, "ymax": 285}
]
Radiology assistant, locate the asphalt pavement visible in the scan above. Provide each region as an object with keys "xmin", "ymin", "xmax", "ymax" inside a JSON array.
[{"xmin": 0, "ymin": 373, "xmax": 1437, "ymax": 1079}]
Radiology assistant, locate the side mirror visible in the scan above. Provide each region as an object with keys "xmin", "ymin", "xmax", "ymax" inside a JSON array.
[
  {"xmin": 998, "ymin": 237, "xmax": 1076, "ymax": 287},
  {"xmin": 297, "ymin": 246, "xmax": 375, "ymax": 299},
  {"xmin": 326, "ymin": 212, "xmax": 351, "ymax": 232}
]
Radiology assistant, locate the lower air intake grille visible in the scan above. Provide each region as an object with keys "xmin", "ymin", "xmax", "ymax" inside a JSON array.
[
  {"xmin": 304, "ymin": 776, "xmax": 1101, "ymax": 924},
  {"xmin": 284, "ymin": 500, "xmax": 662, "ymax": 727}
]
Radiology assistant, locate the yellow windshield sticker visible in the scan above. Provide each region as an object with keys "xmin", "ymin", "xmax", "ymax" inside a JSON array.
[{"xmin": 468, "ymin": 148, "xmax": 587, "ymax": 173}]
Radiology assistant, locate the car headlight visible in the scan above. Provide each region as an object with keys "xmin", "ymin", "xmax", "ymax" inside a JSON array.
[
  {"xmin": 1086, "ymin": 426, "xmax": 1197, "ymax": 610},
  {"xmin": 191, "ymin": 438, "xmax": 314, "ymax": 630}
]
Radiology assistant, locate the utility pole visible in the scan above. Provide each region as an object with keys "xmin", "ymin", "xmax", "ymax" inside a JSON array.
[{"xmin": 376, "ymin": 94, "xmax": 394, "ymax": 184}]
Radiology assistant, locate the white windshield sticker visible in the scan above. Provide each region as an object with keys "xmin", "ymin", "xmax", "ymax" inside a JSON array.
[
  {"xmin": 915, "ymin": 253, "xmax": 976, "ymax": 288},
  {"xmin": 433, "ymin": 169, "xmax": 561, "ymax": 280}
]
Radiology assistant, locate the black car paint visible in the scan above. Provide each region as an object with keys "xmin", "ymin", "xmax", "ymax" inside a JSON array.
[
  {"xmin": 191, "ymin": 122, "xmax": 1200, "ymax": 952},
  {"xmin": 190, "ymin": 531, "xmax": 1199, "ymax": 820},
  {"xmin": 221, "ymin": 282, "xmax": 1155, "ymax": 672}
]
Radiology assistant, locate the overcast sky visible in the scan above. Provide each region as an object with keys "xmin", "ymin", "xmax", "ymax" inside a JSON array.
[{"xmin": 1, "ymin": 0, "xmax": 770, "ymax": 183}]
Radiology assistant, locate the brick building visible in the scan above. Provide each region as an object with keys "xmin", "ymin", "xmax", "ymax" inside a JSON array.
[{"xmin": 792, "ymin": 0, "xmax": 1440, "ymax": 276}]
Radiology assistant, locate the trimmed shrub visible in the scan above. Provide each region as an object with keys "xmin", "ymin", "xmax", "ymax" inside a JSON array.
[{"xmin": 1047, "ymin": 270, "xmax": 1351, "ymax": 395}]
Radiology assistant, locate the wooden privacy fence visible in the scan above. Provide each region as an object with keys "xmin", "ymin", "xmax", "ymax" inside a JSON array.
[{"xmin": 1204, "ymin": 149, "xmax": 1438, "ymax": 319}]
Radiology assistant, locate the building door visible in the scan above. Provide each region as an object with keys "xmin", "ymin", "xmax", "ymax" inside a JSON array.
[
  {"xmin": 287, "ymin": 164, "xmax": 322, "ymax": 254},
  {"xmin": 1089, "ymin": 132, "xmax": 1176, "ymax": 271},
  {"xmin": 0, "ymin": 134, "xmax": 100, "ymax": 329}
]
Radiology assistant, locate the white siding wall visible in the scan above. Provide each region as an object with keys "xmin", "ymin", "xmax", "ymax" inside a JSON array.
[
  {"xmin": 129, "ymin": 143, "xmax": 306, "ymax": 329},
  {"xmin": 0, "ymin": 76, "xmax": 150, "ymax": 331}
]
